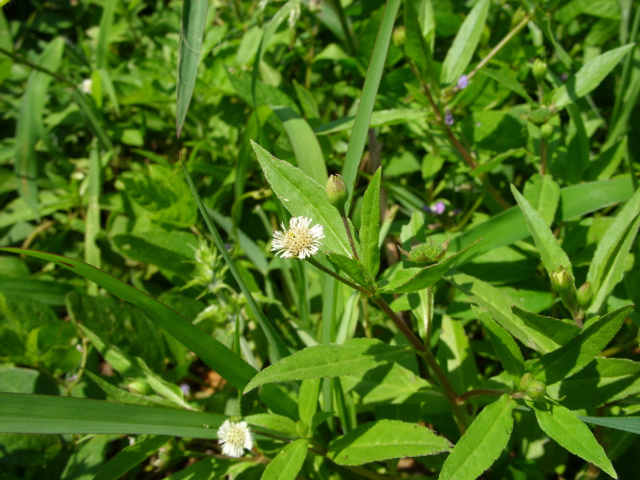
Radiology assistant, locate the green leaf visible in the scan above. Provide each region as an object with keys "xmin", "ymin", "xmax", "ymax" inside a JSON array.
[
  {"xmin": 587, "ymin": 187, "xmax": 640, "ymax": 314},
  {"xmin": 96, "ymin": 0, "xmax": 116, "ymax": 69},
  {"xmin": 523, "ymin": 174, "xmax": 561, "ymax": 227},
  {"xmin": 271, "ymin": 106, "xmax": 327, "ymax": 184},
  {"xmin": 245, "ymin": 414, "xmax": 298, "ymax": 438},
  {"xmin": 379, "ymin": 240, "xmax": 481, "ymax": 294},
  {"xmin": 533, "ymin": 402, "xmax": 617, "ymax": 478},
  {"xmin": 94, "ymin": 435, "xmax": 170, "ymax": 480},
  {"xmin": 548, "ymin": 358, "xmax": 640, "ymax": 410},
  {"xmin": 579, "ymin": 416, "xmax": 640, "ymax": 436},
  {"xmin": 342, "ymin": 0, "xmax": 401, "ymax": 203},
  {"xmin": 440, "ymin": 0, "xmax": 490, "ymax": 85},
  {"xmin": 326, "ymin": 252, "xmax": 372, "ymax": 287},
  {"xmin": 473, "ymin": 306, "xmax": 525, "ymax": 384},
  {"xmin": 176, "ymin": 0, "xmax": 209, "ymax": 137},
  {"xmin": 437, "ymin": 315, "xmax": 479, "ymax": 393},
  {"xmin": 298, "ymin": 378, "xmax": 321, "ymax": 431},
  {"xmin": 15, "ymin": 37, "xmax": 65, "ymax": 216},
  {"xmin": 511, "ymin": 184, "xmax": 573, "ymax": 278},
  {"xmin": 328, "ymin": 419, "xmax": 451, "ymax": 466},
  {"xmin": 0, "ymin": 392, "xmax": 225, "ymax": 439},
  {"xmin": 244, "ymin": 339, "xmax": 413, "ymax": 393},
  {"xmin": 511, "ymin": 306, "xmax": 580, "ymax": 348},
  {"xmin": 252, "ymin": 141, "xmax": 351, "ymax": 256},
  {"xmin": 0, "ymin": 248, "xmax": 256, "ymax": 390},
  {"xmin": 261, "ymin": 439, "xmax": 308, "ymax": 480},
  {"xmin": 530, "ymin": 305, "xmax": 635, "ymax": 385},
  {"xmin": 439, "ymin": 395, "xmax": 515, "ymax": 480},
  {"xmin": 447, "ymin": 272, "xmax": 558, "ymax": 353},
  {"xmin": 360, "ymin": 167, "xmax": 382, "ymax": 278},
  {"xmin": 479, "ymin": 69, "xmax": 536, "ymax": 105},
  {"xmin": 552, "ymin": 44, "xmax": 634, "ymax": 110},
  {"xmin": 314, "ymin": 109, "xmax": 424, "ymax": 136}
]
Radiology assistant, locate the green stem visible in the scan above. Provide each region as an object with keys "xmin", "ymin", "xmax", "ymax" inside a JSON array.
[
  {"xmin": 457, "ymin": 388, "xmax": 508, "ymax": 404},
  {"xmin": 0, "ymin": 45, "xmax": 73, "ymax": 86},
  {"xmin": 341, "ymin": 215, "xmax": 360, "ymax": 259},
  {"xmin": 423, "ymin": 350, "xmax": 468, "ymax": 433},
  {"xmin": 373, "ymin": 297, "xmax": 425, "ymax": 352}
]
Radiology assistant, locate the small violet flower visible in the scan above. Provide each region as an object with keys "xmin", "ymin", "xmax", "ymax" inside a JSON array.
[
  {"xmin": 457, "ymin": 74, "xmax": 468, "ymax": 90},
  {"xmin": 444, "ymin": 110, "xmax": 454, "ymax": 126}
]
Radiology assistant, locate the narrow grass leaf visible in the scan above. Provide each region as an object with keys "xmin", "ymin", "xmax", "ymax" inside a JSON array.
[
  {"xmin": 440, "ymin": 395, "xmax": 515, "ymax": 480},
  {"xmin": 511, "ymin": 184, "xmax": 573, "ymax": 278},
  {"xmin": 0, "ymin": 247, "xmax": 256, "ymax": 390},
  {"xmin": 15, "ymin": 37, "xmax": 64, "ymax": 215},
  {"xmin": 71, "ymin": 89, "xmax": 114, "ymax": 151},
  {"xmin": 440, "ymin": 0, "xmax": 490, "ymax": 85},
  {"xmin": 552, "ymin": 44, "xmax": 634, "ymax": 110},
  {"xmin": 579, "ymin": 416, "xmax": 640, "ymax": 436},
  {"xmin": 473, "ymin": 306, "xmax": 525, "ymax": 384},
  {"xmin": 96, "ymin": 0, "xmax": 116, "ymax": 69},
  {"xmin": 261, "ymin": 439, "xmax": 309, "ymax": 480},
  {"xmin": 272, "ymin": 106, "xmax": 327, "ymax": 184},
  {"xmin": 182, "ymin": 161, "xmax": 291, "ymax": 361},
  {"xmin": 94, "ymin": 435, "xmax": 171, "ymax": 480},
  {"xmin": 359, "ymin": 167, "xmax": 381, "ymax": 277},
  {"xmin": 530, "ymin": 305, "xmax": 635, "ymax": 385},
  {"xmin": 328, "ymin": 419, "xmax": 451, "ymax": 466},
  {"xmin": 85, "ymin": 140, "xmax": 101, "ymax": 295},
  {"xmin": 0, "ymin": 392, "xmax": 225, "ymax": 439},
  {"xmin": 587, "ymin": 187, "xmax": 640, "ymax": 314},
  {"xmin": 176, "ymin": 0, "xmax": 209, "ymax": 137},
  {"xmin": 244, "ymin": 339, "xmax": 413, "ymax": 393},
  {"xmin": 534, "ymin": 402, "xmax": 617, "ymax": 478},
  {"xmin": 342, "ymin": 0, "xmax": 401, "ymax": 202},
  {"xmin": 252, "ymin": 141, "xmax": 351, "ymax": 256}
]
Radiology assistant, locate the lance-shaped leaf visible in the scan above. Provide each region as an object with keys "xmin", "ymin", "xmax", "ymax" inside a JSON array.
[
  {"xmin": 328, "ymin": 419, "xmax": 451, "ymax": 466},
  {"xmin": 326, "ymin": 252, "xmax": 373, "ymax": 288},
  {"xmin": 474, "ymin": 306, "xmax": 525, "ymax": 384},
  {"xmin": 252, "ymin": 141, "xmax": 351, "ymax": 256},
  {"xmin": 94, "ymin": 435, "xmax": 170, "ymax": 480},
  {"xmin": 440, "ymin": 0, "xmax": 490, "ymax": 85},
  {"xmin": 530, "ymin": 305, "xmax": 634, "ymax": 385},
  {"xmin": 261, "ymin": 439, "xmax": 309, "ymax": 480},
  {"xmin": 511, "ymin": 306, "xmax": 580, "ymax": 347},
  {"xmin": 533, "ymin": 402, "xmax": 617, "ymax": 478},
  {"xmin": 379, "ymin": 240, "xmax": 481, "ymax": 294},
  {"xmin": 579, "ymin": 416, "xmax": 640, "ymax": 436},
  {"xmin": 587, "ymin": 187, "xmax": 640, "ymax": 314},
  {"xmin": 360, "ymin": 167, "xmax": 382, "ymax": 278},
  {"xmin": 552, "ymin": 44, "xmax": 634, "ymax": 110},
  {"xmin": 440, "ymin": 395, "xmax": 515, "ymax": 480},
  {"xmin": 511, "ymin": 184, "xmax": 573, "ymax": 279},
  {"xmin": 244, "ymin": 339, "xmax": 413, "ymax": 393},
  {"xmin": 447, "ymin": 272, "xmax": 558, "ymax": 353}
]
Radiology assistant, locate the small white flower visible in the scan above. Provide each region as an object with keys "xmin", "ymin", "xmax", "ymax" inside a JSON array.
[
  {"xmin": 80, "ymin": 78, "xmax": 92, "ymax": 94},
  {"xmin": 217, "ymin": 420, "xmax": 253, "ymax": 458},
  {"xmin": 271, "ymin": 216, "xmax": 325, "ymax": 260}
]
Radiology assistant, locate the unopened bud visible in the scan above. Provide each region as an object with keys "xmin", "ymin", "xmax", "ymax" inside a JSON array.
[
  {"xmin": 127, "ymin": 380, "xmax": 151, "ymax": 395},
  {"xmin": 540, "ymin": 123, "xmax": 553, "ymax": 140},
  {"xmin": 577, "ymin": 282, "xmax": 592, "ymax": 309},
  {"xmin": 326, "ymin": 174, "xmax": 348, "ymax": 212},
  {"xmin": 392, "ymin": 26, "xmax": 406, "ymax": 46},
  {"xmin": 551, "ymin": 267, "xmax": 573, "ymax": 293},
  {"xmin": 520, "ymin": 373, "xmax": 546, "ymax": 402},
  {"xmin": 532, "ymin": 59, "xmax": 548, "ymax": 81},
  {"xmin": 399, "ymin": 240, "xmax": 448, "ymax": 265}
]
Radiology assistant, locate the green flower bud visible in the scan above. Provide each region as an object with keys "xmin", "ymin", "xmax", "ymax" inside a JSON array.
[
  {"xmin": 532, "ymin": 59, "xmax": 548, "ymax": 81},
  {"xmin": 392, "ymin": 26, "xmax": 406, "ymax": 47},
  {"xmin": 550, "ymin": 267, "xmax": 573, "ymax": 293},
  {"xmin": 127, "ymin": 380, "xmax": 151, "ymax": 395},
  {"xmin": 526, "ymin": 107, "xmax": 555, "ymax": 125},
  {"xmin": 577, "ymin": 282, "xmax": 592, "ymax": 309},
  {"xmin": 326, "ymin": 174, "xmax": 348, "ymax": 212},
  {"xmin": 399, "ymin": 240, "xmax": 448, "ymax": 265},
  {"xmin": 519, "ymin": 373, "xmax": 546, "ymax": 402},
  {"xmin": 540, "ymin": 123, "xmax": 553, "ymax": 140}
]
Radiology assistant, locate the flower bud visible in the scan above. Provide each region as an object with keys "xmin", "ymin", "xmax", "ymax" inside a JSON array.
[
  {"xmin": 399, "ymin": 240, "xmax": 448, "ymax": 265},
  {"xmin": 540, "ymin": 123, "xmax": 553, "ymax": 140},
  {"xmin": 550, "ymin": 267, "xmax": 573, "ymax": 293},
  {"xmin": 392, "ymin": 26, "xmax": 406, "ymax": 46},
  {"xmin": 532, "ymin": 59, "xmax": 548, "ymax": 82},
  {"xmin": 520, "ymin": 373, "xmax": 546, "ymax": 402},
  {"xmin": 577, "ymin": 282, "xmax": 592, "ymax": 309},
  {"xmin": 326, "ymin": 174, "xmax": 348, "ymax": 212},
  {"xmin": 127, "ymin": 380, "xmax": 151, "ymax": 395}
]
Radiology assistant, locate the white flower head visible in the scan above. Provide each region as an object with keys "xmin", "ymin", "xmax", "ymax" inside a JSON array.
[
  {"xmin": 80, "ymin": 78, "xmax": 93, "ymax": 94},
  {"xmin": 217, "ymin": 420, "xmax": 253, "ymax": 458},
  {"xmin": 271, "ymin": 216, "xmax": 325, "ymax": 260}
]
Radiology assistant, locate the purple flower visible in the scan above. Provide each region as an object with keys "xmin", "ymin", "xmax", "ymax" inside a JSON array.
[
  {"xmin": 180, "ymin": 383, "xmax": 191, "ymax": 395},
  {"xmin": 457, "ymin": 74, "xmax": 468, "ymax": 90},
  {"xmin": 433, "ymin": 201, "xmax": 446, "ymax": 215},
  {"xmin": 444, "ymin": 111, "xmax": 454, "ymax": 126}
]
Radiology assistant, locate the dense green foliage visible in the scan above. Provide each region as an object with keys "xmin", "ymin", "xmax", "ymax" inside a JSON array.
[{"xmin": 1, "ymin": 0, "xmax": 640, "ymax": 479}]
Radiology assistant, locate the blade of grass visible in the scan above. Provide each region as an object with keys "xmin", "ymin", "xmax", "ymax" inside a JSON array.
[
  {"xmin": 96, "ymin": 0, "xmax": 116, "ymax": 70},
  {"xmin": 176, "ymin": 0, "xmax": 210, "ymax": 138},
  {"xmin": 341, "ymin": 0, "xmax": 401, "ymax": 205},
  {"xmin": 181, "ymin": 161, "xmax": 291, "ymax": 361},
  {"xmin": 85, "ymin": 140, "xmax": 102, "ymax": 296}
]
